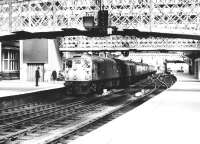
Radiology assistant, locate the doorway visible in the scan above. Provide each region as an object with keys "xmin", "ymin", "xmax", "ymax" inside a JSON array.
[{"xmin": 27, "ymin": 63, "xmax": 44, "ymax": 81}]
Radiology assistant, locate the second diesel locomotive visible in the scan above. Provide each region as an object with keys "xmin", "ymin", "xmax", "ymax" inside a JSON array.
[{"xmin": 64, "ymin": 54, "xmax": 156, "ymax": 95}]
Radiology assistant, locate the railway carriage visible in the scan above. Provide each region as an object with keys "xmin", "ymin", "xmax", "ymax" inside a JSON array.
[
  {"xmin": 64, "ymin": 54, "xmax": 156, "ymax": 95},
  {"xmin": 114, "ymin": 59, "xmax": 136, "ymax": 87}
]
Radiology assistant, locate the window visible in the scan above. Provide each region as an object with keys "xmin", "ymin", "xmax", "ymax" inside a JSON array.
[
  {"xmin": 2, "ymin": 50, "xmax": 19, "ymax": 72},
  {"xmin": 66, "ymin": 60, "xmax": 72, "ymax": 68}
]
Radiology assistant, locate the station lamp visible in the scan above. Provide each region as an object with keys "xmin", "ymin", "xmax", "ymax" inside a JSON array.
[{"xmin": 83, "ymin": 9, "xmax": 117, "ymax": 36}]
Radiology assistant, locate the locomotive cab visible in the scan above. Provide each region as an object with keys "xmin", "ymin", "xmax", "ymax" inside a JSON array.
[
  {"xmin": 64, "ymin": 55, "xmax": 92, "ymax": 81},
  {"xmin": 64, "ymin": 55, "xmax": 93, "ymax": 94},
  {"xmin": 64, "ymin": 55, "xmax": 120, "ymax": 95}
]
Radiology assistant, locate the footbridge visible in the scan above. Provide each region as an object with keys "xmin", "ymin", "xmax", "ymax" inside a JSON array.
[{"xmin": 1, "ymin": 0, "xmax": 200, "ymax": 52}]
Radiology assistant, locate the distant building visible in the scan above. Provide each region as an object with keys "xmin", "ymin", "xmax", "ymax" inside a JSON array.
[{"xmin": 0, "ymin": 39, "xmax": 62, "ymax": 81}]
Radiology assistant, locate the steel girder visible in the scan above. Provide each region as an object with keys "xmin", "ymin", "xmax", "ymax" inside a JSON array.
[
  {"xmin": 58, "ymin": 36, "xmax": 200, "ymax": 51},
  {"xmin": 0, "ymin": 0, "xmax": 200, "ymax": 51},
  {"xmin": 0, "ymin": 0, "xmax": 200, "ymax": 34}
]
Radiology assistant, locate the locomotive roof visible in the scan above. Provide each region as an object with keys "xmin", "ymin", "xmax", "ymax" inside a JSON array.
[
  {"xmin": 79, "ymin": 54, "xmax": 117, "ymax": 63},
  {"xmin": 89, "ymin": 55, "xmax": 117, "ymax": 63},
  {"xmin": 65, "ymin": 54, "xmax": 116, "ymax": 63},
  {"xmin": 65, "ymin": 55, "xmax": 153, "ymax": 67},
  {"xmin": 114, "ymin": 58, "xmax": 149, "ymax": 66}
]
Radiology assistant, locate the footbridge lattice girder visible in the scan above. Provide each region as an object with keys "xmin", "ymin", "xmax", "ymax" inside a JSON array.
[
  {"xmin": 58, "ymin": 36, "xmax": 200, "ymax": 51},
  {"xmin": 0, "ymin": 0, "xmax": 200, "ymax": 34},
  {"xmin": 1, "ymin": 0, "xmax": 200, "ymax": 51}
]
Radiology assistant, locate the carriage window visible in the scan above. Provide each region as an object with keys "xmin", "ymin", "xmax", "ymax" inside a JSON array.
[{"xmin": 66, "ymin": 60, "xmax": 72, "ymax": 68}]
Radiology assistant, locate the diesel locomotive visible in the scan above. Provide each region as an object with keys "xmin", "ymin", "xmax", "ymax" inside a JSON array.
[{"xmin": 63, "ymin": 54, "xmax": 156, "ymax": 95}]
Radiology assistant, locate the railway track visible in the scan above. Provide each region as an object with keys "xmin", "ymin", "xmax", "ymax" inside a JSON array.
[
  {"xmin": 0, "ymin": 90, "xmax": 126, "ymax": 143},
  {"xmin": 0, "ymin": 74, "xmax": 176, "ymax": 144},
  {"xmin": 47, "ymin": 74, "xmax": 168, "ymax": 144}
]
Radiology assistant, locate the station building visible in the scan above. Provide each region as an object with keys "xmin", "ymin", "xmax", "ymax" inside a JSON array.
[{"xmin": 0, "ymin": 39, "xmax": 62, "ymax": 82}]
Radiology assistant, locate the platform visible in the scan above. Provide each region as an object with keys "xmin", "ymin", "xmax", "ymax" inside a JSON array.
[
  {"xmin": 69, "ymin": 73, "xmax": 200, "ymax": 144},
  {"xmin": 0, "ymin": 80, "xmax": 64, "ymax": 98}
]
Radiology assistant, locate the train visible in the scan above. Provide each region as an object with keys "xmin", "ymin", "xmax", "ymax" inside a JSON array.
[{"xmin": 63, "ymin": 54, "xmax": 156, "ymax": 95}]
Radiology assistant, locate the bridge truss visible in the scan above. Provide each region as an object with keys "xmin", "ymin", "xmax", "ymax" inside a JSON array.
[
  {"xmin": 0, "ymin": 0, "xmax": 200, "ymax": 51},
  {"xmin": 58, "ymin": 36, "xmax": 200, "ymax": 51}
]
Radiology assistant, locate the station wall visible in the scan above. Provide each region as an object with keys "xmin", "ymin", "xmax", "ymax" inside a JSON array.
[{"xmin": 20, "ymin": 39, "xmax": 62, "ymax": 82}]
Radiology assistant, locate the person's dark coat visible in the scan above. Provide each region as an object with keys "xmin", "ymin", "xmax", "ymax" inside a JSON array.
[
  {"xmin": 35, "ymin": 68, "xmax": 40, "ymax": 86},
  {"xmin": 35, "ymin": 69, "xmax": 40, "ymax": 79},
  {"xmin": 52, "ymin": 71, "xmax": 57, "ymax": 81}
]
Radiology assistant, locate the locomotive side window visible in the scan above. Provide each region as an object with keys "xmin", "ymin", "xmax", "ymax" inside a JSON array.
[{"xmin": 66, "ymin": 60, "xmax": 72, "ymax": 68}]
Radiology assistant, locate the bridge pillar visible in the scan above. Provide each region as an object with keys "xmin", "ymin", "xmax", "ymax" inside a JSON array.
[
  {"xmin": 44, "ymin": 39, "xmax": 62, "ymax": 82},
  {"xmin": 189, "ymin": 58, "xmax": 195, "ymax": 75},
  {"xmin": 19, "ymin": 40, "xmax": 27, "ymax": 81},
  {"xmin": 194, "ymin": 58, "xmax": 200, "ymax": 79},
  {"xmin": 0, "ymin": 42, "xmax": 2, "ymax": 73}
]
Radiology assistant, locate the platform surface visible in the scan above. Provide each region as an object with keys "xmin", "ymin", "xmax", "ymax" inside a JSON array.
[
  {"xmin": 0, "ymin": 80, "xmax": 64, "ymax": 98},
  {"xmin": 69, "ymin": 73, "xmax": 200, "ymax": 144}
]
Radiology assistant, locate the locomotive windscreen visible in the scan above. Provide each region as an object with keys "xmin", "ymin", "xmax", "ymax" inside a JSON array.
[
  {"xmin": 74, "ymin": 59, "xmax": 81, "ymax": 64},
  {"xmin": 66, "ymin": 60, "xmax": 72, "ymax": 68}
]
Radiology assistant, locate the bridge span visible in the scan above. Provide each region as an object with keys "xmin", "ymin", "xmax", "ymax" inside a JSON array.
[
  {"xmin": 0, "ymin": 0, "xmax": 200, "ymax": 36},
  {"xmin": 58, "ymin": 36, "xmax": 200, "ymax": 52},
  {"xmin": 0, "ymin": 0, "xmax": 200, "ymax": 53}
]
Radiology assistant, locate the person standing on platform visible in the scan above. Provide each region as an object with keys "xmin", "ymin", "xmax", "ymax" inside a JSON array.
[
  {"xmin": 52, "ymin": 70, "xmax": 57, "ymax": 83},
  {"xmin": 35, "ymin": 67, "xmax": 40, "ymax": 86}
]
